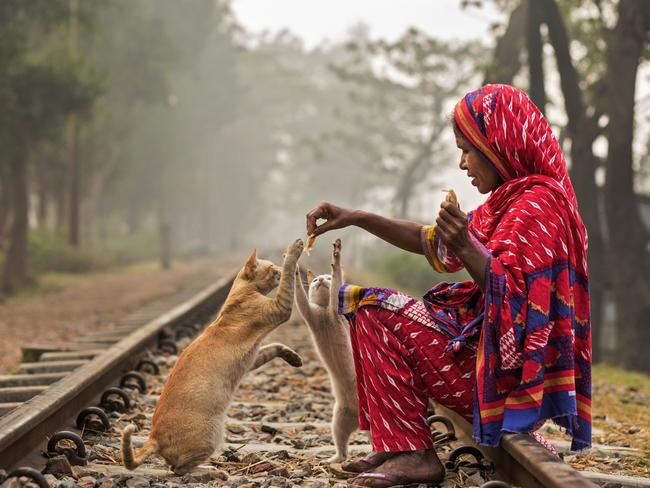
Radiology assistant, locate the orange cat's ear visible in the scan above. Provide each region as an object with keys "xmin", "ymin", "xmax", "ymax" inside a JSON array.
[
  {"xmin": 306, "ymin": 269, "xmax": 315, "ymax": 283},
  {"xmin": 244, "ymin": 249, "xmax": 257, "ymax": 277}
]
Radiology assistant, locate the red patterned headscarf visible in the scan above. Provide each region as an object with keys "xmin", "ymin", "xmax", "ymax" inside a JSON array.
[{"xmin": 442, "ymin": 84, "xmax": 592, "ymax": 450}]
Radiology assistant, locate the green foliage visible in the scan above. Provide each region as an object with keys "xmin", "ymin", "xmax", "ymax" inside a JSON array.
[
  {"xmin": 22, "ymin": 228, "xmax": 168, "ymax": 277},
  {"xmin": 367, "ymin": 250, "xmax": 471, "ymax": 297},
  {"xmin": 94, "ymin": 229, "xmax": 161, "ymax": 266},
  {"xmin": 0, "ymin": 0, "xmax": 100, "ymax": 151},
  {"xmin": 27, "ymin": 231, "xmax": 110, "ymax": 274}
]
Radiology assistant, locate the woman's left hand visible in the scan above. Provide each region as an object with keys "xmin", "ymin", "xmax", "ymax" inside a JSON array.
[{"xmin": 436, "ymin": 201, "xmax": 472, "ymax": 256}]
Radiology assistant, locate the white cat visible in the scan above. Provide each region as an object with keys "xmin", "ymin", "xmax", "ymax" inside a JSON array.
[{"xmin": 294, "ymin": 238, "xmax": 359, "ymax": 463}]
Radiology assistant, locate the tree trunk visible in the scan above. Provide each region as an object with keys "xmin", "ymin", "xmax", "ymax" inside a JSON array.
[
  {"xmin": 484, "ymin": 1, "xmax": 526, "ymax": 84},
  {"xmin": 67, "ymin": 0, "xmax": 80, "ymax": 247},
  {"xmin": 605, "ymin": 0, "xmax": 650, "ymax": 372},
  {"xmin": 55, "ymin": 172, "xmax": 67, "ymax": 236},
  {"xmin": 67, "ymin": 115, "xmax": 80, "ymax": 246},
  {"xmin": 540, "ymin": 0, "xmax": 607, "ymax": 362},
  {"xmin": 35, "ymin": 155, "xmax": 49, "ymax": 227},
  {"xmin": 526, "ymin": 0, "xmax": 546, "ymax": 113},
  {"xmin": 0, "ymin": 179, "xmax": 10, "ymax": 251},
  {"xmin": 2, "ymin": 156, "xmax": 29, "ymax": 294}
]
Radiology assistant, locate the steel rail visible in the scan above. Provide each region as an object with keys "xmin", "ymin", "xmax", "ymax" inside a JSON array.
[
  {"xmin": 435, "ymin": 402, "xmax": 599, "ymax": 488},
  {"xmin": 0, "ymin": 274, "xmax": 235, "ymax": 470}
]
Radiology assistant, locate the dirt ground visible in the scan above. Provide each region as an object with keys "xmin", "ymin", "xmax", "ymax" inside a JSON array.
[{"xmin": 0, "ymin": 257, "xmax": 241, "ymax": 374}]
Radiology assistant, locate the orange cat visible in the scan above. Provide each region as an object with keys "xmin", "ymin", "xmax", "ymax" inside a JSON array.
[{"xmin": 122, "ymin": 238, "xmax": 304, "ymax": 474}]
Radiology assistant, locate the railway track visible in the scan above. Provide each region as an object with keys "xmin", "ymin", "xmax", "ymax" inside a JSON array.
[{"xmin": 0, "ymin": 273, "xmax": 647, "ymax": 487}]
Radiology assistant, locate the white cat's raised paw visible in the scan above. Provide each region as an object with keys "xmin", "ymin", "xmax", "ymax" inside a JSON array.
[
  {"xmin": 333, "ymin": 238, "xmax": 341, "ymax": 256},
  {"xmin": 331, "ymin": 238, "xmax": 342, "ymax": 269}
]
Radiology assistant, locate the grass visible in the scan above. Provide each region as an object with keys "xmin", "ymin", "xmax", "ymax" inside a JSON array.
[
  {"xmin": 590, "ymin": 363, "xmax": 650, "ymax": 451},
  {"xmin": 543, "ymin": 363, "xmax": 650, "ymax": 478}
]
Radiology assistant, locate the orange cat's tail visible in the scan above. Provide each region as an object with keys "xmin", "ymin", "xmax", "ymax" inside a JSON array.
[{"xmin": 121, "ymin": 424, "xmax": 159, "ymax": 470}]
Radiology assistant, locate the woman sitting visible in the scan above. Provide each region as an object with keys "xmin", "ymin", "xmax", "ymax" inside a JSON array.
[{"xmin": 305, "ymin": 84, "xmax": 592, "ymax": 487}]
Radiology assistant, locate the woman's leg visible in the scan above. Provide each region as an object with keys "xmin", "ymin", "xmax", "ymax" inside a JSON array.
[
  {"xmin": 342, "ymin": 320, "xmax": 395, "ymax": 472},
  {"xmin": 350, "ymin": 307, "xmax": 435, "ymax": 451},
  {"xmin": 346, "ymin": 304, "xmax": 475, "ymax": 486}
]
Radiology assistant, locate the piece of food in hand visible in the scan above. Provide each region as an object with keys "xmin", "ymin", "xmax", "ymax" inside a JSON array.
[
  {"xmin": 305, "ymin": 234, "xmax": 316, "ymax": 255},
  {"xmin": 443, "ymin": 189, "xmax": 459, "ymax": 208}
]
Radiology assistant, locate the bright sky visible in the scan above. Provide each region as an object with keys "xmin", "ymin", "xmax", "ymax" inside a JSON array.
[
  {"xmin": 231, "ymin": 0, "xmax": 504, "ymax": 47},
  {"xmin": 232, "ymin": 0, "xmax": 507, "ymax": 212}
]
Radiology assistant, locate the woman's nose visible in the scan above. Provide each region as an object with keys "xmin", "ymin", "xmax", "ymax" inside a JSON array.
[{"xmin": 459, "ymin": 155, "xmax": 467, "ymax": 170}]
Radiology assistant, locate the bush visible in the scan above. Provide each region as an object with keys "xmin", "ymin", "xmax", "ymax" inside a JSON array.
[
  {"xmin": 97, "ymin": 229, "xmax": 160, "ymax": 265},
  {"xmin": 27, "ymin": 231, "xmax": 111, "ymax": 274}
]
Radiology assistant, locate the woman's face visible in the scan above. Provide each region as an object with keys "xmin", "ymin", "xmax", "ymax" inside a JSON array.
[{"xmin": 455, "ymin": 132, "xmax": 502, "ymax": 194}]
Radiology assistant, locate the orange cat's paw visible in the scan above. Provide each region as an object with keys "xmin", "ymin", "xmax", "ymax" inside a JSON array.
[{"xmin": 287, "ymin": 238, "xmax": 304, "ymax": 260}]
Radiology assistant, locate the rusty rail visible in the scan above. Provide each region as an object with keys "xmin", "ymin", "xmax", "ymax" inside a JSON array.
[
  {"xmin": 0, "ymin": 274, "xmax": 235, "ymax": 470},
  {"xmin": 435, "ymin": 403, "xmax": 599, "ymax": 488}
]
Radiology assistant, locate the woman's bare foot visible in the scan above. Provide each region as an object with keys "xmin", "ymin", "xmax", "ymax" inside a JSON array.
[
  {"xmin": 349, "ymin": 449, "xmax": 445, "ymax": 487},
  {"xmin": 340, "ymin": 451, "xmax": 395, "ymax": 473}
]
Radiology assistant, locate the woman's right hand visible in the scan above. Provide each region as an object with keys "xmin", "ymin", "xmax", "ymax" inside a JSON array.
[{"xmin": 306, "ymin": 201, "xmax": 354, "ymax": 237}]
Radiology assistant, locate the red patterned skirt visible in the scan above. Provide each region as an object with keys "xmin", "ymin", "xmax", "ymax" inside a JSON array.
[{"xmin": 349, "ymin": 303, "xmax": 476, "ymax": 452}]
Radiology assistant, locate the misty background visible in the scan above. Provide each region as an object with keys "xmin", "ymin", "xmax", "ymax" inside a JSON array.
[{"xmin": 0, "ymin": 0, "xmax": 649, "ymax": 372}]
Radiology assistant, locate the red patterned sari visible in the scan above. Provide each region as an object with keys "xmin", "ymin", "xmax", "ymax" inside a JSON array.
[{"xmin": 341, "ymin": 84, "xmax": 592, "ymax": 450}]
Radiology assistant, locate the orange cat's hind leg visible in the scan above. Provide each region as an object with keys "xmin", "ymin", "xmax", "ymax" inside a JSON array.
[
  {"xmin": 171, "ymin": 451, "xmax": 211, "ymax": 475},
  {"xmin": 250, "ymin": 343, "xmax": 302, "ymax": 371}
]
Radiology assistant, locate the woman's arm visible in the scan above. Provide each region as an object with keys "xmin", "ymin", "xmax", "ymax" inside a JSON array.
[
  {"xmin": 436, "ymin": 201, "xmax": 488, "ymax": 291},
  {"xmin": 306, "ymin": 202, "xmax": 423, "ymax": 254}
]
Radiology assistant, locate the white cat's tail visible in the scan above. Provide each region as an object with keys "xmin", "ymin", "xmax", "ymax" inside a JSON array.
[{"xmin": 121, "ymin": 424, "xmax": 159, "ymax": 470}]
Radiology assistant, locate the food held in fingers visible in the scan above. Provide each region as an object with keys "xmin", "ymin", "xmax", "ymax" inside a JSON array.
[
  {"xmin": 305, "ymin": 234, "xmax": 316, "ymax": 255},
  {"xmin": 443, "ymin": 189, "xmax": 460, "ymax": 208}
]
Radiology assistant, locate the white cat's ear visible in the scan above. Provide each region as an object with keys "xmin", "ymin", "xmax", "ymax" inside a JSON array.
[
  {"xmin": 307, "ymin": 269, "xmax": 315, "ymax": 283},
  {"xmin": 244, "ymin": 249, "xmax": 258, "ymax": 276}
]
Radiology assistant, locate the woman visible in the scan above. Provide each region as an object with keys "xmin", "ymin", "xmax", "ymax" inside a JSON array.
[{"xmin": 305, "ymin": 84, "xmax": 592, "ymax": 487}]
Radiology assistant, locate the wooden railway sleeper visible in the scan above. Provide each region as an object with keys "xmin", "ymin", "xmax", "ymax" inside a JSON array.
[
  {"xmin": 5, "ymin": 467, "xmax": 49, "ymax": 488},
  {"xmin": 76, "ymin": 406, "xmax": 111, "ymax": 433},
  {"xmin": 46, "ymin": 431, "xmax": 87, "ymax": 466}
]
